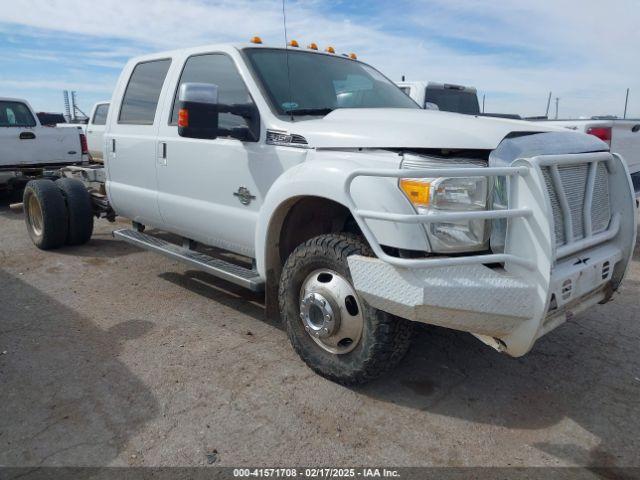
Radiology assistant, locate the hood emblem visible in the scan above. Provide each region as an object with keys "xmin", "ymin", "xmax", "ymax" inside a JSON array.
[{"xmin": 233, "ymin": 186, "xmax": 256, "ymax": 206}]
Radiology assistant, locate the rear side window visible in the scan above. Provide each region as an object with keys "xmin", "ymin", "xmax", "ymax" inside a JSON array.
[
  {"xmin": 119, "ymin": 59, "xmax": 171, "ymax": 125},
  {"xmin": 170, "ymin": 54, "xmax": 255, "ymax": 134},
  {"xmin": 92, "ymin": 104, "xmax": 109, "ymax": 125},
  {"xmin": 0, "ymin": 101, "xmax": 36, "ymax": 127}
]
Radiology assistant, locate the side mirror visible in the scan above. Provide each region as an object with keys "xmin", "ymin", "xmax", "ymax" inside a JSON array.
[
  {"xmin": 424, "ymin": 102, "xmax": 440, "ymax": 111},
  {"xmin": 178, "ymin": 82, "xmax": 219, "ymax": 139}
]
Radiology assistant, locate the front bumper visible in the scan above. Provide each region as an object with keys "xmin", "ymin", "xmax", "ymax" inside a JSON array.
[
  {"xmin": 345, "ymin": 152, "xmax": 637, "ymax": 357},
  {"xmin": 349, "ymin": 241, "xmax": 620, "ymax": 356}
]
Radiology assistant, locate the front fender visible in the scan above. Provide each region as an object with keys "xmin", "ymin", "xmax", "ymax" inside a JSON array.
[{"xmin": 254, "ymin": 149, "xmax": 430, "ymax": 278}]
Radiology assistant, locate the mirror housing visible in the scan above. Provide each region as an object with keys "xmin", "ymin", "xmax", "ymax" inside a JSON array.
[
  {"xmin": 178, "ymin": 82, "xmax": 219, "ymax": 139},
  {"xmin": 424, "ymin": 102, "xmax": 440, "ymax": 111}
]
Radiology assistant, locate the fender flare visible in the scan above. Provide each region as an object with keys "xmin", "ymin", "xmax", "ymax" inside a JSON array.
[{"xmin": 254, "ymin": 159, "xmax": 358, "ymax": 278}]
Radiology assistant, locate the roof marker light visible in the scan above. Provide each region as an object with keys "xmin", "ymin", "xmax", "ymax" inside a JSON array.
[
  {"xmin": 325, "ymin": 46, "xmax": 335, "ymax": 54},
  {"xmin": 307, "ymin": 42, "xmax": 318, "ymax": 50},
  {"xmin": 250, "ymin": 36, "xmax": 263, "ymax": 44},
  {"xmin": 349, "ymin": 53, "xmax": 357, "ymax": 59},
  {"xmin": 288, "ymin": 39, "xmax": 299, "ymax": 47}
]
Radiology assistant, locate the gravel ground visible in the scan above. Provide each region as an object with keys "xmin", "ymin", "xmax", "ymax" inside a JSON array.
[{"xmin": 1, "ymin": 191, "xmax": 639, "ymax": 468}]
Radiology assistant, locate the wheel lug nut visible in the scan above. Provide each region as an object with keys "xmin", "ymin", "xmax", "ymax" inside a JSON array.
[
  {"xmin": 324, "ymin": 314, "xmax": 331, "ymax": 321},
  {"xmin": 305, "ymin": 326, "xmax": 310, "ymax": 331},
  {"xmin": 319, "ymin": 299, "xmax": 326, "ymax": 307},
  {"xmin": 323, "ymin": 328, "xmax": 329, "ymax": 333},
  {"xmin": 300, "ymin": 312, "xmax": 304, "ymax": 319}
]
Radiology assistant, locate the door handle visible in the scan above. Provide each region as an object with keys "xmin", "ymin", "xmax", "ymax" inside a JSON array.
[
  {"xmin": 87, "ymin": 129, "xmax": 93, "ymax": 134},
  {"xmin": 158, "ymin": 142, "xmax": 167, "ymax": 166},
  {"xmin": 19, "ymin": 132, "xmax": 36, "ymax": 140}
]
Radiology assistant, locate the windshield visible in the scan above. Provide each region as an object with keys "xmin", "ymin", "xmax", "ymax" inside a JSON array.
[
  {"xmin": 424, "ymin": 88, "xmax": 480, "ymax": 115},
  {"xmin": 244, "ymin": 48, "xmax": 418, "ymax": 116}
]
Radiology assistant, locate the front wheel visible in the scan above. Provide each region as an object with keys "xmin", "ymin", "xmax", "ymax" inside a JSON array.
[{"xmin": 279, "ymin": 233, "xmax": 413, "ymax": 385}]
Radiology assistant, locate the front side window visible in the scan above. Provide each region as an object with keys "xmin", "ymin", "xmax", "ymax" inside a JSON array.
[
  {"xmin": 170, "ymin": 53, "xmax": 255, "ymax": 135},
  {"xmin": 0, "ymin": 101, "xmax": 36, "ymax": 127},
  {"xmin": 244, "ymin": 48, "xmax": 418, "ymax": 116},
  {"xmin": 92, "ymin": 104, "xmax": 109, "ymax": 125},
  {"xmin": 119, "ymin": 59, "xmax": 171, "ymax": 125}
]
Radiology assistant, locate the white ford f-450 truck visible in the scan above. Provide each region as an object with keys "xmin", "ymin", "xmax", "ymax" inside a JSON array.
[
  {"xmin": 21, "ymin": 42, "xmax": 637, "ymax": 384},
  {"xmin": 1, "ymin": 97, "xmax": 89, "ymax": 190}
]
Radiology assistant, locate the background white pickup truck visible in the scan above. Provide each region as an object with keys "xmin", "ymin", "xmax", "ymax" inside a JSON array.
[
  {"xmin": 0, "ymin": 97, "xmax": 87, "ymax": 169},
  {"xmin": 1, "ymin": 97, "xmax": 88, "ymax": 191},
  {"xmin": 530, "ymin": 117, "xmax": 640, "ymax": 196},
  {"xmin": 56, "ymin": 101, "xmax": 109, "ymax": 162},
  {"xmin": 396, "ymin": 81, "xmax": 480, "ymax": 114}
]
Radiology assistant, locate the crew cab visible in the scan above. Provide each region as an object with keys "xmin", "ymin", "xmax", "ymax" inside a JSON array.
[
  {"xmin": 530, "ymin": 117, "xmax": 640, "ymax": 198},
  {"xmin": 20, "ymin": 41, "xmax": 637, "ymax": 384},
  {"xmin": 0, "ymin": 97, "xmax": 88, "ymax": 189}
]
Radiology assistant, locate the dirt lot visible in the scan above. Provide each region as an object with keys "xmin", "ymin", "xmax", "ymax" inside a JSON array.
[{"xmin": 1, "ymin": 191, "xmax": 639, "ymax": 468}]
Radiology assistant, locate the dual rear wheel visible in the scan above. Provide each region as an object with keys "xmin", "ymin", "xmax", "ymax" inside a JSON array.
[{"xmin": 23, "ymin": 178, "xmax": 94, "ymax": 250}]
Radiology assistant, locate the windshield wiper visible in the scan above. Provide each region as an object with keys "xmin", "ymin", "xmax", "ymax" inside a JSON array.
[{"xmin": 283, "ymin": 108, "xmax": 334, "ymax": 116}]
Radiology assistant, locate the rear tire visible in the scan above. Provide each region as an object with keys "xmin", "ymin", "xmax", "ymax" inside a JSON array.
[
  {"xmin": 23, "ymin": 179, "xmax": 68, "ymax": 250},
  {"xmin": 279, "ymin": 233, "xmax": 413, "ymax": 385},
  {"xmin": 55, "ymin": 178, "xmax": 94, "ymax": 246}
]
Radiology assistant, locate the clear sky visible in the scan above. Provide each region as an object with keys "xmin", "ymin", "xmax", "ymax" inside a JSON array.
[{"xmin": 1, "ymin": 0, "xmax": 638, "ymax": 118}]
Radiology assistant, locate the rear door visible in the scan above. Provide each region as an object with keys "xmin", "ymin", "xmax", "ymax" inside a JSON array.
[
  {"xmin": 105, "ymin": 59, "xmax": 172, "ymax": 227},
  {"xmin": 86, "ymin": 103, "xmax": 109, "ymax": 161},
  {"xmin": 155, "ymin": 52, "xmax": 262, "ymax": 257},
  {"xmin": 0, "ymin": 100, "xmax": 39, "ymax": 167}
]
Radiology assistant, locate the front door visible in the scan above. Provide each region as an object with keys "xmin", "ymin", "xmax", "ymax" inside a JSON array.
[
  {"xmin": 155, "ymin": 53, "xmax": 265, "ymax": 257},
  {"xmin": 0, "ymin": 100, "xmax": 39, "ymax": 166}
]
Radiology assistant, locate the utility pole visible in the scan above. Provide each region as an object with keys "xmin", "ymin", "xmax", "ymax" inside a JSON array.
[
  {"xmin": 545, "ymin": 91, "xmax": 552, "ymax": 118},
  {"xmin": 555, "ymin": 97, "xmax": 560, "ymax": 120},
  {"xmin": 624, "ymin": 88, "xmax": 630, "ymax": 119},
  {"xmin": 482, "ymin": 94, "xmax": 485, "ymax": 113}
]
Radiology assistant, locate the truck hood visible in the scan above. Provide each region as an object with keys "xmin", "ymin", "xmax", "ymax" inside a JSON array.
[{"xmin": 288, "ymin": 108, "xmax": 560, "ymax": 150}]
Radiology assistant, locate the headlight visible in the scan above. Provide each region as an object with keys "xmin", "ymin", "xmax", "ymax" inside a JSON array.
[{"xmin": 400, "ymin": 176, "xmax": 489, "ymax": 252}]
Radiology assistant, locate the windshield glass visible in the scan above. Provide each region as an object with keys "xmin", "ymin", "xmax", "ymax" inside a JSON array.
[{"xmin": 244, "ymin": 48, "xmax": 418, "ymax": 116}]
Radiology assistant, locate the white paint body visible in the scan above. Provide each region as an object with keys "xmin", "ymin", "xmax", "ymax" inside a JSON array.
[
  {"xmin": 0, "ymin": 97, "xmax": 85, "ymax": 169},
  {"xmin": 103, "ymin": 44, "xmax": 637, "ymax": 357}
]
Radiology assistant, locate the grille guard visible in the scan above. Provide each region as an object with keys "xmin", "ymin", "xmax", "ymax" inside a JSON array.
[{"xmin": 344, "ymin": 151, "xmax": 637, "ymax": 356}]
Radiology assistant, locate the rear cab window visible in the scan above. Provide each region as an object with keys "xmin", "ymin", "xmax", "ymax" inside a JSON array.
[
  {"xmin": 424, "ymin": 86, "xmax": 480, "ymax": 115},
  {"xmin": 0, "ymin": 101, "xmax": 36, "ymax": 127},
  {"xmin": 118, "ymin": 59, "xmax": 172, "ymax": 125}
]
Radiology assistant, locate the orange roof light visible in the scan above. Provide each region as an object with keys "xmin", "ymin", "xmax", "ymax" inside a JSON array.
[
  {"xmin": 288, "ymin": 39, "xmax": 299, "ymax": 47},
  {"xmin": 325, "ymin": 46, "xmax": 335, "ymax": 54},
  {"xmin": 307, "ymin": 42, "xmax": 318, "ymax": 50},
  {"xmin": 250, "ymin": 36, "xmax": 263, "ymax": 44},
  {"xmin": 349, "ymin": 52, "xmax": 357, "ymax": 59}
]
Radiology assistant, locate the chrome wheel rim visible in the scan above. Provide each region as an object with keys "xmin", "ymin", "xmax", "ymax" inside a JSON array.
[
  {"xmin": 27, "ymin": 194, "xmax": 44, "ymax": 237},
  {"xmin": 299, "ymin": 269, "xmax": 364, "ymax": 354}
]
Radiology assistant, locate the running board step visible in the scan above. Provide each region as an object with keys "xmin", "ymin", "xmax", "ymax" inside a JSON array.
[{"xmin": 113, "ymin": 228, "xmax": 264, "ymax": 292}]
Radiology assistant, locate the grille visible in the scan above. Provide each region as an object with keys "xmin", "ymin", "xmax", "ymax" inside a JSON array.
[{"xmin": 541, "ymin": 162, "xmax": 611, "ymax": 246}]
